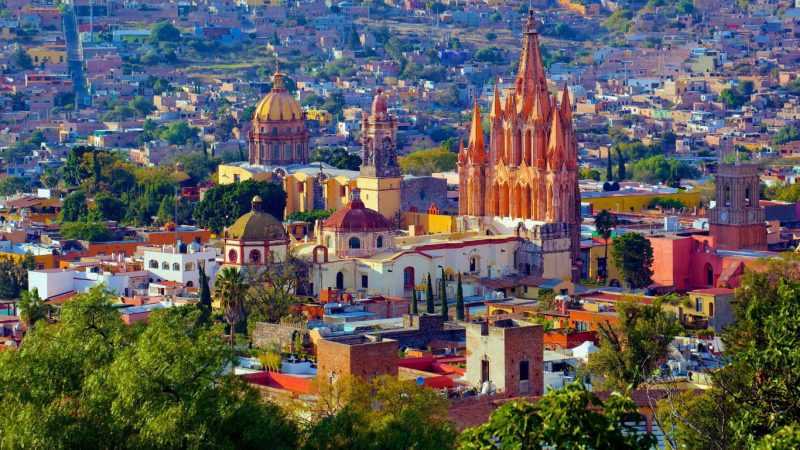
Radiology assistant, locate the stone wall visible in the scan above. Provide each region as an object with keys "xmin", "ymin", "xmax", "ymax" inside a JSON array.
[
  {"xmin": 251, "ymin": 321, "xmax": 309, "ymax": 350},
  {"xmin": 401, "ymin": 176, "xmax": 450, "ymax": 213}
]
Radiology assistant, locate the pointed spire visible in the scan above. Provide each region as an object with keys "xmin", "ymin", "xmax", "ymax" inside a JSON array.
[
  {"xmin": 530, "ymin": 89, "xmax": 546, "ymax": 123},
  {"xmin": 548, "ymin": 109, "xmax": 565, "ymax": 170},
  {"xmin": 458, "ymin": 138, "xmax": 466, "ymax": 165},
  {"xmin": 490, "ymin": 81, "xmax": 503, "ymax": 118},
  {"xmin": 468, "ymin": 99, "xmax": 485, "ymax": 164},
  {"xmin": 515, "ymin": 9, "xmax": 547, "ymax": 108},
  {"xmin": 560, "ymin": 84, "xmax": 572, "ymax": 122}
]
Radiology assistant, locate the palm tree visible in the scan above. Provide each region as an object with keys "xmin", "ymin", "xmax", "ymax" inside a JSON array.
[
  {"xmin": 18, "ymin": 288, "xmax": 50, "ymax": 331},
  {"xmin": 214, "ymin": 267, "xmax": 247, "ymax": 348},
  {"xmin": 594, "ymin": 210, "xmax": 617, "ymax": 284}
]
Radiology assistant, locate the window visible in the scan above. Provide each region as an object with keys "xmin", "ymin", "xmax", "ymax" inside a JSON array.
[
  {"xmin": 376, "ymin": 235, "xmax": 383, "ymax": 248},
  {"xmin": 271, "ymin": 127, "xmax": 278, "ymax": 136},
  {"xmin": 695, "ymin": 298, "xmax": 703, "ymax": 313},
  {"xmin": 249, "ymin": 249, "xmax": 261, "ymax": 264},
  {"xmin": 519, "ymin": 361, "xmax": 529, "ymax": 381},
  {"xmin": 161, "ymin": 262, "xmax": 169, "ymax": 270},
  {"xmin": 149, "ymin": 260, "xmax": 158, "ymax": 269},
  {"xmin": 709, "ymin": 302, "xmax": 714, "ymax": 317},
  {"xmin": 172, "ymin": 263, "xmax": 180, "ymax": 271},
  {"xmin": 184, "ymin": 262, "xmax": 194, "ymax": 271},
  {"xmin": 228, "ymin": 249, "xmax": 238, "ymax": 263},
  {"xmin": 575, "ymin": 321, "xmax": 588, "ymax": 332},
  {"xmin": 361, "ymin": 275, "xmax": 368, "ymax": 289},
  {"xmin": 469, "ymin": 257, "xmax": 477, "ymax": 272},
  {"xmin": 336, "ymin": 271, "xmax": 344, "ymax": 290},
  {"xmin": 349, "ymin": 237, "xmax": 361, "ymax": 249}
]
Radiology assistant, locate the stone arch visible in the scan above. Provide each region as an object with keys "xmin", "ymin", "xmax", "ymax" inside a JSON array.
[
  {"xmin": 521, "ymin": 184, "xmax": 532, "ymax": 219},
  {"xmin": 336, "ymin": 271, "xmax": 344, "ymax": 290},
  {"xmin": 376, "ymin": 235, "xmax": 384, "ymax": 248},
  {"xmin": 524, "ymin": 129, "xmax": 532, "ymax": 165},
  {"xmin": 313, "ymin": 245, "xmax": 329, "ymax": 263},
  {"xmin": 348, "ymin": 236, "xmax": 361, "ymax": 249},
  {"xmin": 161, "ymin": 261, "xmax": 169, "ymax": 270},
  {"xmin": 514, "ymin": 128, "xmax": 522, "ymax": 165},
  {"xmin": 172, "ymin": 262, "xmax": 180, "ymax": 271},
  {"xmin": 499, "ymin": 183, "xmax": 510, "ymax": 217}
]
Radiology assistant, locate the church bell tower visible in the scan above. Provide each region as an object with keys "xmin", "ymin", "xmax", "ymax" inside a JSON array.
[
  {"xmin": 357, "ymin": 89, "xmax": 402, "ymax": 222},
  {"xmin": 709, "ymin": 163, "xmax": 767, "ymax": 250}
]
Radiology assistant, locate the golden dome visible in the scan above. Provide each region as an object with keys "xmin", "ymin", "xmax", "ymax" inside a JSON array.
[
  {"xmin": 254, "ymin": 72, "xmax": 303, "ymax": 122},
  {"xmin": 224, "ymin": 196, "xmax": 287, "ymax": 241}
]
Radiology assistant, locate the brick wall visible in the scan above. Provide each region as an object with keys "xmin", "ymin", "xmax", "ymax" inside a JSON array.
[{"xmin": 316, "ymin": 336, "xmax": 399, "ymax": 384}]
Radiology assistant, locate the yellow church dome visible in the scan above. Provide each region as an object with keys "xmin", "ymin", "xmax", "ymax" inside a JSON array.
[
  {"xmin": 254, "ymin": 72, "xmax": 303, "ymax": 122},
  {"xmin": 224, "ymin": 196, "xmax": 287, "ymax": 241}
]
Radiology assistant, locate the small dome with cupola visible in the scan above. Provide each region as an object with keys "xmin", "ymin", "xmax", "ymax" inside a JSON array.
[{"xmin": 318, "ymin": 189, "xmax": 394, "ymax": 259}]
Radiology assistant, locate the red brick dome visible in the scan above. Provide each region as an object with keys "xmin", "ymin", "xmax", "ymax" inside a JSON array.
[{"xmin": 323, "ymin": 189, "xmax": 393, "ymax": 232}]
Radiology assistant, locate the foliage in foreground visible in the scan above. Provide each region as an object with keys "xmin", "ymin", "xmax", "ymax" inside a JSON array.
[{"xmin": 459, "ymin": 382, "xmax": 655, "ymax": 450}]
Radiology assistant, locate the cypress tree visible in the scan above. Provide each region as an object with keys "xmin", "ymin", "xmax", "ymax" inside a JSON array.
[
  {"xmin": 455, "ymin": 273, "xmax": 464, "ymax": 321},
  {"xmin": 411, "ymin": 288, "xmax": 419, "ymax": 314},
  {"xmin": 606, "ymin": 150, "xmax": 613, "ymax": 181},
  {"xmin": 439, "ymin": 267, "xmax": 448, "ymax": 319},
  {"xmin": 616, "ymin": 147, "xmax": 626, "ymax": 180},
  {"xmin": 425, "ymin": 273, "xmax": 435, "ymax": 314},
  {"xmin": 197, "ymin": 263, "xmax": 212, "ymax": 325}
]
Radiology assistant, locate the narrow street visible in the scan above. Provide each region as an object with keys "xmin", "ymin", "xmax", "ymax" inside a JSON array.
[{"xmin": 62, "ymin": 3, "xmax": 88, "ymax": 107}]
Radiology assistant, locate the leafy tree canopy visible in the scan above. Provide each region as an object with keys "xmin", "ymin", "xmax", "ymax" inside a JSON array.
[
  {"xmin": 399, "ymin": 147, "xmax": 457, "ymax": 176},
  {"xmin": 194, "ymin": 179, "xmax": 287, "ymax": 233},
  {"xmin": 611, "ymin": 232, "xmax": 654, "ymax": 289}
]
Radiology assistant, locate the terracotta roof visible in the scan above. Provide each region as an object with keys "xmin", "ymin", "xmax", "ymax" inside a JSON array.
[{"xmin": 323, "ymin": 192, "xmax": 392, "ymax": 232}]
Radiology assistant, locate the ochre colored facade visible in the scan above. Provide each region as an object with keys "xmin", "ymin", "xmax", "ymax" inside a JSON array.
[
  {"xmin": 248, "ymin": 71, "xmax": 310, "ymax": 166},
  {"xmin": 357, "ymin": 90, "xmax": 402, "ymax": 221},
  {"xmin": 708, "ymin": 164, "xmax": 767, "ymax": 250}
]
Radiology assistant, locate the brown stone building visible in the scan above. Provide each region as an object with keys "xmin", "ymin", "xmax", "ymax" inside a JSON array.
[
  {"xmin": 316, "ymin": 334, "xmax": 399, "ymax": 383},
  {"xmin": 709, "ymin": 163, "xmax": 767, "ymax": 250}
]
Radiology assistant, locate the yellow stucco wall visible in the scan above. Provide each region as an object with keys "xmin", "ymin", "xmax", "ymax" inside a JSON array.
[
  {"xmin": 401, "ymin": 212, "xmax": 456, "ymax": 235},
  {"xmin": 357, "ymin": 176, "xmax": 401, "ymax": 220},
  {"xmin": 0, "ymin": 253, "xmax": 57, "ymax": 269},
  {"xmin": 583, "ymin": 190, "xmax": 701, "ymax": 214},
  {"xmin": 217, "ymin": 164, "xmax": 272, "ymax": 185},
  {"xmin": 586, "ymin": 243, "xmax": 622, "ymax": 283},
  {"xmin": 28, "ymin": 47, "xmax": 66, "ymax": 65}
]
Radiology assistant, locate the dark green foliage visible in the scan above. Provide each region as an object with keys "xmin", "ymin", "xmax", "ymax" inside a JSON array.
[
  {"xmin": 473, "ymin": 46, "xmax": 506, "ymax": 64},
  {"xmin": 660, "ymin": 257, "xmax": 800, "ymax": 448},
  {"xmin": 611, "ymin": 232, "xmax": 654, "ymax": 289},
  {"xmin": 588, "ymin": 300, "xmax": 680, "ymax": 390},
  {"xmin": 60, "ymin": 190, "xmax": 88, "ymax": 222},
  {"xmin": 647, "ymin": 197, "xmax": 685, "ymax": 210},
  {"xmin": 0, "ymin": 255, "xmax": 32, "ymax": 299},
  {"xmin": 60, "ymin": 221, "xmax": 113, "ymax": 242},
  {"xmin": 0, "ymin": 177, "xmax": 30, "ymax": 196},
  {"xmin": 426, "ymin": 273, "xmax": 435, "ymax": 314},
  {"xmin": 149, "ymin": 21, "xmax": 181, "ymax": 43},
  {"xmin": 629, "ymin": 155, "xmax": 700, "ymax": 186},
  {"xmin": 93, "ymin": 192, "xmax": 126, "ymax": 222},
  {"xmin": 455, "ymin": 274, "xmax": 464, "ymax": 321},
  {"xmin": 460, "ymin": 382, "xmax": 655, "ymax": 449},
  {"xmin": 193, "ymin": 180, "xmax": 287, "ymax": 233},
  {"xmin": 439, "ymin": 267, "xmax": 448, "ymax": 319},
  {"xmin": 197, "ymin": 263, "xmax": 212, "ymax": 325},
  {"xmin": 310, "ymin": 147, "xmax": 362, "ymax": 171},
  {"xmin": 12, "ymin": 47, "xmax": 33, "ymax": 69},
  {"xmin": 772, "ymin": 125, "xmax": 799, "ymax": 145},
  {"xmin": 412, "ymin": 289, "xmax": 419, "ymax": 314},
  {"xmin": 719, "ymin": 81, "xmax": 754, "ymax": 109},
  {"xmin": 0, "ymin": 289, "xmax": 299, "ymax": 448}
]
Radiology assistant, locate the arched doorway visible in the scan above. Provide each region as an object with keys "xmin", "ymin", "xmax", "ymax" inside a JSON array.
[
  {"xmin": 705, "ymin": 263, "xmax": 714, "ymax": 286},
  {"xmin": 336, "ymin": 271, "xmax": 344, "ymax": 290},
  {"xmin": 403, "ymin": 267, "xmax": 415, "ymax": 290}
]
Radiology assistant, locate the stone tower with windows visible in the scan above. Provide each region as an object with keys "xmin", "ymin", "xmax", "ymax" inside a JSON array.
[
  {"xmin": 357, "ymin": 89, "xmax": 402, "ymax": 221},
  {"xmin": 709, "ymin": 163, "xmax": 766, "ymax": 250}
]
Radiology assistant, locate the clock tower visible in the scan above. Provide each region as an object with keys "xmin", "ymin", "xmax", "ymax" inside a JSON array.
[
  {"xmin": 709, "ymin": 163, "xmax": 766, "ymax": 250},
  {"xmin": 357, "ymin": 89, "xmax": 402, "ymax": 222}
]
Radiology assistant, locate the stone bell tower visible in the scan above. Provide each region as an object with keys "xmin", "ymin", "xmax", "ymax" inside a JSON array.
[
  {"xmin": 709, "ymin": 163, "xmax": 766, "ymax": 250},
  {"xmin": 357, "ymin": 89, "xmax": 402, "ymax": 222}
]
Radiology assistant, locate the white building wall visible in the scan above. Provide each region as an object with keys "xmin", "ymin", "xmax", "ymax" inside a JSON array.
[{"xmin": 28, "ymin": 269, "xmax": 76, "ymax": 299}]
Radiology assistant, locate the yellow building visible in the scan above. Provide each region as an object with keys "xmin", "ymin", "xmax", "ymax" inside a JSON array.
[
  {"xmin": 305, "ymin": 109, "xmax": 333, "ymax": 125},
  {"xmin": 217, "ymin": 163, "xmax": 357, "ymax": 217},
  {"xmin": 584, "ymin": 241, "xmax": 623, "ymax": 284},
  {"xmin": 401, "ymin": 212, "xmax": 457, "ymax": 235},
  {"xmin": 27, "ymin": 45, "xmax": 66, "ymax": 66},
  {"xmin": 356, "ymin": 176, "xmax": 401, "ymax": 222},
  {"xmin": 582, "ymin": 189, "xmax": 701, "ymax": 214}
]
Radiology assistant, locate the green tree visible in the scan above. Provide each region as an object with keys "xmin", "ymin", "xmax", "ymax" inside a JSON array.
[
  {"xmin": 455, "ymin": 273, "xmax": 464, "ymax": 321},
  {"xmin": 594, "ymin": 209, "xmax": 616, "ymax": 283},
  {"xmin": 398, "ymin": 148, "xmax": 457, "ymax": 175},
  {"xmin": 93, "ymin": 192, "xmax": 126, "ymax": 222},
  {"xmin": 0, "ymin": 176, "xmax": 30, "ymax": 196},
  {"xmin": 303, "ymin": 375, "xmax": 456, "ymax": 450},
  {"xmin": 197, "ymin": 263, "xmax": 212, "ymax": 325},
  {"xmin": 246, "ymin": 260, "xmax": 303, "ymax": 328},
  {"xmin": 412, "ymin": 289, "xmax": 419, "ymax": 314},
  {"xmin": 309, "ymin": 147, "xmax": 362, "ymax": 170},
  {"xmin": 439, "ymin": 267, "xmax": 448, "ymax": 319},
  {"xmin": 17, "ymin": 288, "xmax": 50, "ymax": 330},
  {"xmin": 158, "ymin": 121, "xmax": 198, "ymax": 145},
  {"xmin": 193, "ymin": 180, "xmax": 287, "ymax": 233},
  {"xmin": 12, "ymin": 47, "xmax": 33, "ymax": 69},
  {"xmin": 426, "ymin": 273, "xmax": 435, "ymax": 314},
  {"xmin": 0, "ymin": 256, "xmax": 30, "ymax": 299},
  {"xmin": 616, "ymin": 147, "xmax": 627, "ymax": 180},
  {"xmin": 658, "ymin": 256, "xmax": 800, "ymax": 448},
  {"xmin": 215, "ymin": 267, "xmax": 247, "ymax": 347},
  {"xmin": 128, "ymin": 96, "xmax": 154, "ymax": 116},
  {"xmin": 60, "ymin": 190, "xmax": 88, "ymax": 222},
  {"xmin": 149, "ymin": 21, "xmax": 181, "ymax": 44},
  {"xmin": 629, "ymin": 155, "xmax": 700, "ymax": 186},
  {"xmin": 588, "ymin": 300, "xmax": 680, "ymax": 390},
  {"xmin": 773, "ymin": 125, "xmax": 800, "ymax": 145},
  {"xmin": 459, "ymin": 382, "xmax": 655, "ymax": 449},
  {"xmin": 611, "ymin": 233, "xmax": 654, "ymax": 289},
  {"xmin": 60, "ymin": 221, "xmax": 113, "ymax": 242}
]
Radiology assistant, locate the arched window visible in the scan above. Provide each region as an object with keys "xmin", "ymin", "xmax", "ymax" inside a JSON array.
[
  {"xmin": 172, "ymin": 263, "xmax": 180, "ymax": 271},
  {"xmin": 184, "ymin": 262, "xmax": 194, "ymax": 271},
  {"xmin": 470, "ymin": 256, "xmax": 478, "ymax": 273},
  {"xmin": 745, "ymin": 187, "xmax": 751, "ymax": 207},
  {"xmin": 403, "ymin": 267, "xmax": 415, "ymax": 289},
  {"xmin": 336, "ymin": 271, "xmax": 344, "ymax": 290},
  {"xmin": 349, "ymin": 237, "xmax": 361, "ymax": 249},
  {"xmin": 161, "ymin": 261, "xmax": 169, "ymax": 270},
  {"xmin": 149, "ymin": 260, "xmax": 158, "ymax": 269},
  {"xmin": 724, "ymin": 185, "xmax": 731, "ymax": 207},
  {"xmin": 186, "ymin": 281, "xmax": 194, "ymax": 287},
  {"xmin": 376, "ymin": 236, "xmax": 383, "ymax": 248},
  {"xmin": 228, "ymin": 249, "xmax": 238, "ymax": 263},
  {"xmin": 249, "ymin": 249, "xmax": 261, "ymax": 264}
]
